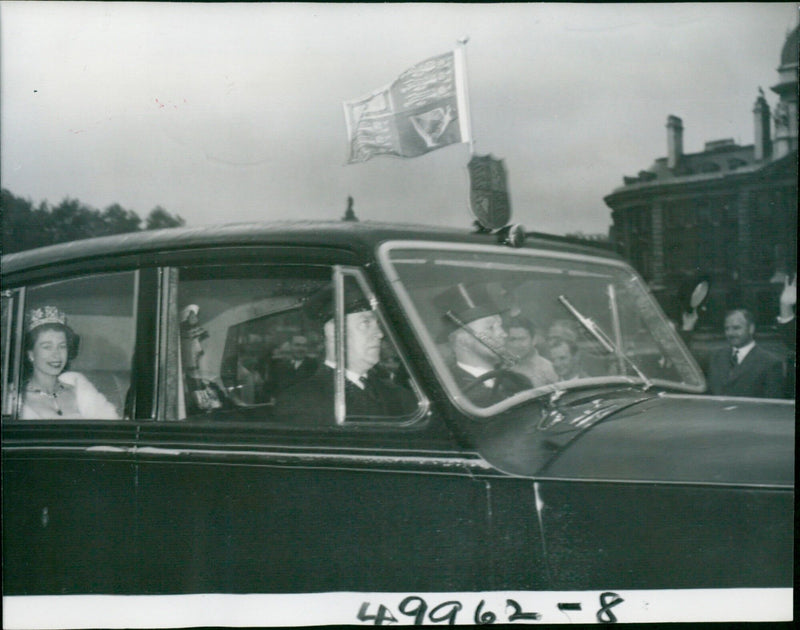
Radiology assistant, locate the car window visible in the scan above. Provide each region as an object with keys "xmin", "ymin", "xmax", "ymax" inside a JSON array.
[
  {"xmin": 1, "ymin": 290, "xmax": 21, "ymax": 417},
  {"xmin": 3, "ymin": 271, "xmax": 138, "ymax": 420},
  {"xmin": 171, "ymin": 264, "xmax": 423, "ymax": 426},
  {"xmin": 380, "ymin": 242, "xmax": 705, "ymax": 415}
]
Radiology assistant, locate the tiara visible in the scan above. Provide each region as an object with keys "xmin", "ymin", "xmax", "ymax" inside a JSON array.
[{"xmin": 26, "ymin": 306, "xmax": 67, "ymax": 332}]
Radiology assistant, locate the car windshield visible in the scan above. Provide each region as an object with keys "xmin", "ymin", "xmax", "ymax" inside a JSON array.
[{"xmin": 380, "ymin": 242, "xmax": 705, "ymax": 415}]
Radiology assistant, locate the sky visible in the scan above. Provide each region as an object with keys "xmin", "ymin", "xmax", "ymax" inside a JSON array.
[{"xmin": 1, "ymin": 2, "xmax": 797, "ymax": 235}]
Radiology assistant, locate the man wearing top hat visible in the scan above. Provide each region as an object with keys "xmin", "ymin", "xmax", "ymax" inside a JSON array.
[
  {"xmin": 274, "ymin": 280, "xmax": 416, "ymax": 424},
  {"xmin": 434, "ymin": 282, "xmax": 533, "ymax": 407}
]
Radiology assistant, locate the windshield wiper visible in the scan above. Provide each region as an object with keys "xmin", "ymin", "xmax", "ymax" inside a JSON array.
[{"xmin": 557, "ymin": 294, "xmax": 653, "ymax": 390}]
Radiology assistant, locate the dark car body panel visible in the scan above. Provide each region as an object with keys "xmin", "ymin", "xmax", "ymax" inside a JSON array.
[
  {"xmin": 538, "ymin": 482, "xmax": 793, "ymax": 589},
  {"xmin": 1, "ymin": 222, "xmax": 793, "ymax": 602},
  {"xmin": 542, "ymin": 394, "xmax": 794, "ymax": 486}
]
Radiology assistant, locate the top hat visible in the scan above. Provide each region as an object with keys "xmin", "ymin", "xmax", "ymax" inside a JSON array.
[{"xmin": 433, "ymin": 282, "xmax": 504, "ymax": 339}]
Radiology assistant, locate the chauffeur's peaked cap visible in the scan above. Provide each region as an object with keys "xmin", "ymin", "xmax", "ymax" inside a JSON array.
[{"xmin": 304, "ymin": 278, "xmax": 374, "ymax": 324}]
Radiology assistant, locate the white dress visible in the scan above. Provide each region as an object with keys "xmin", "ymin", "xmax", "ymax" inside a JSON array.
[{"xmin": 20, "ymin": 371, "xmax": 120, "ymax": 420}]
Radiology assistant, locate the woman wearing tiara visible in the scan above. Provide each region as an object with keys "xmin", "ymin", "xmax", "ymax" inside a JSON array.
[{"xmin": 21, "ymin": 305, "xmax": 119, "ymax": 420}]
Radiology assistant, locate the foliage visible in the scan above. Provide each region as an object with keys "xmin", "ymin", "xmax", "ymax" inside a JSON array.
[{"xmin": 1, "ymin": 189, "xmax": 185, "ymax": 255}]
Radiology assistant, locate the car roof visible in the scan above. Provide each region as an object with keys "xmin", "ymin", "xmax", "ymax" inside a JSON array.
[{"xmin": 2, "ymin": 220, "xmax": 620, "ymax": 276}]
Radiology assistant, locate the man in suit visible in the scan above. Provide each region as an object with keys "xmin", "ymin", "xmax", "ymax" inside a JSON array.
[
  {"xmin": 776, "ymin": 275, "xmax": 796, "ymax": 398},
  {"xmin": 274, "ymin": 281, "xmax": 416, "ymax": 424},
  {"xmin": 707, "ymin": 308, "xmax": 783, "ymax": 398},
  {"xmin": 270, "ymin": 334, "xmax": 319, "ymax": 393},
  {"xmin": 433, "ymin": 282, "xmax": 532, "ymax": 407}
]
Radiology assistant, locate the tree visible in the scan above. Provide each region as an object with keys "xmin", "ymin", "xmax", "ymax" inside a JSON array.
[
  {"xmin": 145, "ymin": 206, "xmax": 185, "ymax": 230},
  {"xmin": 0, "ymin": 188, "xmax": 186, "ymax": 254},
  {"xmin": 1, "ymin": 189, "xmax": 52, "ymax": 255},
  {"xmin": 101, "ymin": 203, "xmax": 142, "ymax": 235}
]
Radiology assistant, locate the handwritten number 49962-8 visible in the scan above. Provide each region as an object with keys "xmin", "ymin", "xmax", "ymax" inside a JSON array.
[{"xmin": 357, "ymin": 592, "xmax": 621, "ymax": 625}]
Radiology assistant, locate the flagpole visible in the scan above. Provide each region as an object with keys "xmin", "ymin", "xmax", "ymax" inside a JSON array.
[{"xmin": 455, "ymin": 37, "xmax": 475, "ymax": 156}]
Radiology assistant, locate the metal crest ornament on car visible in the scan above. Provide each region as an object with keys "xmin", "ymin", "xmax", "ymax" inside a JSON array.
[{"xmin": 468, "ymin": 154, "xmax": 511, "ymax": 231}]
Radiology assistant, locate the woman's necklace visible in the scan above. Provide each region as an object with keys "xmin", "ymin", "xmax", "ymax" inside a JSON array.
[{"xmin": 27, "ymin": 382, "xmax": 64, "ymax": 416}]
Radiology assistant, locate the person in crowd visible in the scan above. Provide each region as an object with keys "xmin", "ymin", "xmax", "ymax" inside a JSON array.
[
  {"xmin": 548, "ymin": 336, "xmax": 588, "ymax": 382},
  {"xmin": 21, "ymin": 305, "xmax": 119, "ymax": 419},
  {"xmin": 776, "ymin": 275, "xmax": 796, "ymax": 397},
  {"xmin": 707, "ymin": 308, "xmax": 783, "ymax": 398},
  {"xmin": 547, "ymin": 319, "xmax": 581, "ymax": 346},
  {"xmin": 274, "ymin": 283, "xmax": 415, "ymax": 423},
  {"xmin": 180, "ymin": 304, "xmax": 232, "ymax": 415},
  {"xmin": 504, "ymin": 315, "xmax": 558, "ymax": 387},
  {"xmin": 269, "ymin": 334, "xmax": 319, "ymax": 393},
  {"xmin": 434, "ymin": 282, "xmax": 532, "ymax": 407}
]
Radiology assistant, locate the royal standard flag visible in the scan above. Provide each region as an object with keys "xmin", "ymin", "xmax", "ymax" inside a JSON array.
[{"xmin": 343, "ymin": 51, "xmax": 471, "ymax": 163}]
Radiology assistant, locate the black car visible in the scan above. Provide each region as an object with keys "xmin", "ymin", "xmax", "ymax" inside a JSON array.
[{"xmin": 2, "ymin": 222, "xmax": 793, "ymax": 626}]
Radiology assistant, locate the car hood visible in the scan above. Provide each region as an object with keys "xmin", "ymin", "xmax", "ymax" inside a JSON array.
[{"xmin": 472, "ymin": 393, "xmax": 795, "ymax": 487}]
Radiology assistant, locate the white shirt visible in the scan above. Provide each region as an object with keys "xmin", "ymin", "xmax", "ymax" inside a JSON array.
[
  {"xmin": 732, "ymin": 340, "xmax": 756, "ymax": 364},
  {"xmin": 324, "ymin": 360, "xmax": 367, "ymax": 389},
  {"xmin": 456, "ymin": 361, "xmax": 494, "ymax": 387}
]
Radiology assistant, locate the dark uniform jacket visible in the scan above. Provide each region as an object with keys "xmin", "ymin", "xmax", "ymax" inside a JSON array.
[
  {"xmin": 274, "ymin": 364, "xmax": 417, "ymax": 425},
  {"xmin": 707, "ymin": 344, "xmax": 783, "ymax": 398}
]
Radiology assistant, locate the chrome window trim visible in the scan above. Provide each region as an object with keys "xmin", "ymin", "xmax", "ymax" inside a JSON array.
[
  {"xmin": 337, "ymin": 265, "xmax": 430, "ymax": 428},
  {"xmin": 156, "ymin": 266, "xmax": 177, "ymax": 422},
  {"xmin": 1, "ymin": 287, "xmax": 25, "ymax": 418}
]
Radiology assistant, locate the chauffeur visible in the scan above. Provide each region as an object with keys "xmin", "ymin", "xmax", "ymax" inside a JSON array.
[{"xmin": 274, "ymin": 281, "xmax": 415, "ymax": 423}]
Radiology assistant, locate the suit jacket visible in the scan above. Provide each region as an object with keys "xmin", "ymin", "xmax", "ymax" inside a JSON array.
[
  {"xmin": 707, "ymin": 344, "xmax": 783, "ymax": 398},
  {"xmin": 274, "ymin": 364, "xmax": 416, "ymax": 426},
  {"xmin": 451, "ymin": 364, "xmax": 532, "ymax": 407},
  {"xmin": 778, "ymin": 318, "xmax": 795, "ymax": 398}
]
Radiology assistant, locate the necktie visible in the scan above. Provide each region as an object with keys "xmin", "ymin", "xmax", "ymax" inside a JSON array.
[{"xmin": 730, "ymin": 349, "xmax": 739, "ymax": 368}]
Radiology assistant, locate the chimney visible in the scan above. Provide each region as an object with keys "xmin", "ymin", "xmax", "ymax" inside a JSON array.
[
  {"xmin": 666, "ymin": 115, "xmax": 683, "ymax": 169},
  {"xmin": 753, "ymin": 89, "xmax": 772, "ymax": 161}
]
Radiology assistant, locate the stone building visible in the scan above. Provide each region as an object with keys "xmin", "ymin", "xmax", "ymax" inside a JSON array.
[{"xmin": 604, "ymin": 26, "xmax": 798, "ymax": 330}]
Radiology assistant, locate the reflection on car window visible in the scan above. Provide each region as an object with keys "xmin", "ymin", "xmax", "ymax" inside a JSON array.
[
  {"xmin": 6, "ymin": 272, "xmax": 137, "ymax": 420},
  {"xmin": 384, "ymin": 245, "xmax": 705, "ymax": 413},
  {"xmin": 175, "ymin": 266, "xmax": 420, "ymax": 425}
]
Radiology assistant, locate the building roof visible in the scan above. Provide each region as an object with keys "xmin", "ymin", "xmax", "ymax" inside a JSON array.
[
  {"xmin": 604, "ymin": 149, "xmax": 796, "ymax": 201},
  {"xmin": 607, "ymin": 141, "xmax": 758, "ymax": 193},
  {"xmin": 779, "ymin": 24, "xmax": 798, "ymax": 69},
  {"xmin": 607, "ymin": 24, "xmax": 799, "ymax": 201}
]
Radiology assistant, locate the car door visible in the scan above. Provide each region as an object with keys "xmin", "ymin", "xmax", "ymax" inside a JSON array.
[
  {"xmin": 132, "ymin": 256, "xmax": 496, "ymax": 594},
  {"xmin": 1, "ymin": 269, "xmax": 146, "ymax": 594}
]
